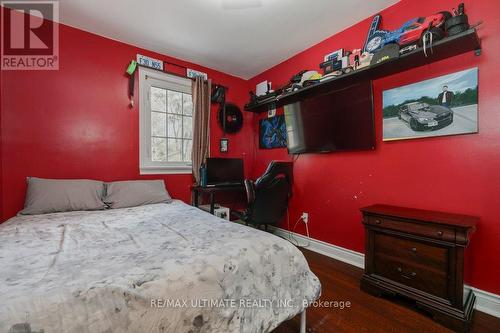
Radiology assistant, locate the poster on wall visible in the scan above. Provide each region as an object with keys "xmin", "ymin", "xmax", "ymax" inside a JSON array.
[
  {"xmin": 382, "ymin": 67, "xmax": 478, "ymax": 141},
  {"xmin": 259, "ymin": 115, "xmax": 287, "ymax": 149}
]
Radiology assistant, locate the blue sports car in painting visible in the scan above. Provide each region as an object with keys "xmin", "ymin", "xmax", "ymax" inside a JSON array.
[{"xmin": 259, "ymin": 115, "xmax": 287, "ymax": 149}]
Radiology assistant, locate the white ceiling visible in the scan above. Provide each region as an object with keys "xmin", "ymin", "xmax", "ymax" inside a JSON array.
[{"xmin": 59, "ymin": 0, "xmax": 399, "ymax": 79}]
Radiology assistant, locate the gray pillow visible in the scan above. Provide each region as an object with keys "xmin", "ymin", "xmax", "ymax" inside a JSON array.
[
  {"xmin": 104, "ymin": 180, "xmax": 172, "ymax": 209},
  {"xmin": 20, "ymin": 177, "xmax": 107, "ymax": 215}
]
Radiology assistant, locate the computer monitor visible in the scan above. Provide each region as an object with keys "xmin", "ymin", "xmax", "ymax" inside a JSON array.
[{"xmin": 206, "ymin": 158, "xmax": 244, "ymax": 186}]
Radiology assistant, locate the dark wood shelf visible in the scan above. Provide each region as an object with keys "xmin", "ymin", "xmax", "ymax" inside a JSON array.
[
  {"xmin": 245, "ymin": 95, "xmax": 277, "ymax": 111},
  {"xmin": 245, "ymin": 29, "xmax": 481, "ymax": 113}
]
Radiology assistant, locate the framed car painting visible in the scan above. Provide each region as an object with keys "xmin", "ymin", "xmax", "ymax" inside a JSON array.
[{"xmin": 382, "ymin": 67, "xmax": 478, "ymax": 141}]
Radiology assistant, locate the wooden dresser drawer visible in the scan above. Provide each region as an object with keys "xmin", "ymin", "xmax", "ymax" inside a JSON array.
[
  {"xmin": 373, "ymin": 251, "xmax": 448, "ymax": 298},
  {"xmin": 366, "ymin": 216, "xmax": 455, "ymax": 242},
  {"xmin": 374, "ymin": 233, "xmax": 448, "ymax": 271}
]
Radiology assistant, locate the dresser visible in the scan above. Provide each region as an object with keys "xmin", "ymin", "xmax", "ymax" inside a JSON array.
[{"xmin": 360, "ymin": 204, "xmax": 477, "ymax": 333}]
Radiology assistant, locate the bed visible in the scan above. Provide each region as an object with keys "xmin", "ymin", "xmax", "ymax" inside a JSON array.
[{"xmin": 0, "ymin": 200, "xmax": 321, "ymax": 333}]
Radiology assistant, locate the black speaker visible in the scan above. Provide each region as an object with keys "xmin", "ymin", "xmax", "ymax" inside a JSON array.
[{"xmin": 218, "ymin": 103, "xmax": 243, "ymax": 134}]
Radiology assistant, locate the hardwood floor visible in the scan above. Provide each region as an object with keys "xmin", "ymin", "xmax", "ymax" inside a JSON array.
[{"xmin": 273, "ymin": 248, "xmax": 499, "ymax": 333}]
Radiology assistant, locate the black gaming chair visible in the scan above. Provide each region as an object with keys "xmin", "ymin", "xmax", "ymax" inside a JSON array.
[{"xmin": 234, "ymin": 161, "xmax": 293, "ymax": 230}]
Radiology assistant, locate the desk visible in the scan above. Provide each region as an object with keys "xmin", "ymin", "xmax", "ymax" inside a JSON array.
[{"xmin": 192, "ymin": 185, "xmax": 246, "ymax": 214}]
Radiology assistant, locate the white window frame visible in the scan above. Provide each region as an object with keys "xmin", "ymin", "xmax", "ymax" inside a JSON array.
[{"xmin": 139, "ymin": 67, "xmax": 193, "ymax": 175}]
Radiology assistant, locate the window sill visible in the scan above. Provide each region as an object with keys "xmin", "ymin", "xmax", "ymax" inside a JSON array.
[{"xmin": 140, "ymin": 167, "xmax": 192, "ymax": 175}]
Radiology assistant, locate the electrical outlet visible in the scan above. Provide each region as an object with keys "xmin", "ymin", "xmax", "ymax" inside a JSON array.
[{"xmin": 301, "ymin": 212, "xmax": 309, "ymax": 224}]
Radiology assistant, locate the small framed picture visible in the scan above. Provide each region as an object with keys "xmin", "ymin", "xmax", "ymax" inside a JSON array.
[
  {"xmin": 268, "ymin": 105, "xmax": 276, "ymax": 117},
  {"xmin": 220, "ymin": 138, "xmax": 228, "ymax": 153}
]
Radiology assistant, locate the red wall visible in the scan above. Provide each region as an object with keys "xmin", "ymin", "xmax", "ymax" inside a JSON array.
[
  {"xmin": 0, "ymin": 15, "xmax": 253, "ymax": 221},
  {"xmin": 248, "ymin": 0, "xmax": 500, "ymax": 294}
]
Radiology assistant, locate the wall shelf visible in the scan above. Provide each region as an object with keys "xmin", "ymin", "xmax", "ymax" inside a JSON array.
[{"xmin": 245, "ymin": 29, "xmax": 481, "ymax": 113}]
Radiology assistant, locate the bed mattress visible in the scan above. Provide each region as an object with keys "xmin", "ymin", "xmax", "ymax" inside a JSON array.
[{"xmin": 0, "ymin": 200, "xmax": 320, "ymax": 333}]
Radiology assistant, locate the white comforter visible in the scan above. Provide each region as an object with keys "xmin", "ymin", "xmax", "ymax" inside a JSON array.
[{"xmin": 0, "ymin": 201, "xmax": 320, "ymax": 333}]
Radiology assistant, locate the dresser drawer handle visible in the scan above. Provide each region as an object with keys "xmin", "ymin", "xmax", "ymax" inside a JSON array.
[
  {"xmin": 397, "ymin": 267, "xmax": 402, "ymax": 272},
  {"xmin": 401, "ymin": 272, "xmax": 417, "ymax": 280},
  {"xmin": 437, "ymin": 231, "xmax": 444, "ymax": 237},
  {"xmin": 410, "ymin": 247, "xmax": 417, "ymax": 253},
  {"xmin": 374, "ymin": 219, "xmax": 382, "ymax": 224}
]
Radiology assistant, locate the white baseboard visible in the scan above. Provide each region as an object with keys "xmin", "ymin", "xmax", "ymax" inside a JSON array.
[
  {"xmin": 467, "ymin": 287, "xmax": 500, "ymax": 318},
  {"xmin": 271, "ymin": 227, "xmax": 500, "ymax": 319},
  {"xmin": 270, "ymin": 226, "xmax": 365, "ymax": 269}
]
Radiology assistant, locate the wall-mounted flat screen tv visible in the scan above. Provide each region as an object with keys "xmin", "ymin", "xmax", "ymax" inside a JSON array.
[{"xmin": 284, "ymin": 80, "xmax": 375, "ymax": 154}]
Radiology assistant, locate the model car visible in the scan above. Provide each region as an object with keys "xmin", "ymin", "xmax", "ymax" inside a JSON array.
[
  {"xmin": 398, "ymin": 102, "xmax": 453, "ymax": 131},
  {"xmin": 365, "ymin": 13, "xmax": 448, "ymax": 53}
]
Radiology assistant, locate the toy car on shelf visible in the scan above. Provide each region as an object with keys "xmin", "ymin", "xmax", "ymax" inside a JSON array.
[{"xmin": 365, "ymin": 12, "xmax": 448, "ymax": 54}]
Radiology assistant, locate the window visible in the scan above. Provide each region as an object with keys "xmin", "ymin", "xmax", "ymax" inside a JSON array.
[{"xmin": 139, "ymin": 68, "xmax": 193, "ymax": 174}]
